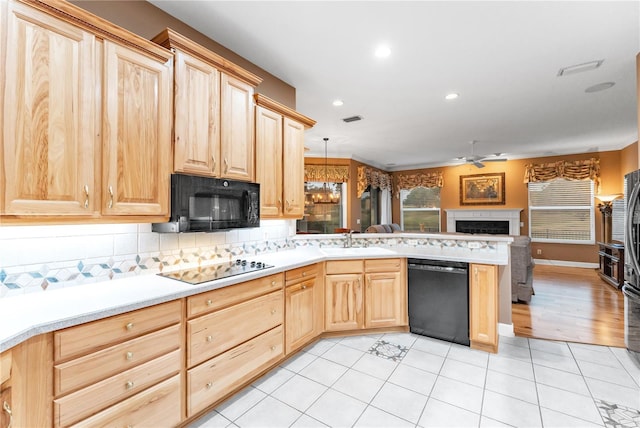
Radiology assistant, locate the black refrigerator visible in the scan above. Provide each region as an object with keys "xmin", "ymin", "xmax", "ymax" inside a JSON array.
[{"xmin": 623, "ymin": 169, "xmax": 640, "ymax": 364}]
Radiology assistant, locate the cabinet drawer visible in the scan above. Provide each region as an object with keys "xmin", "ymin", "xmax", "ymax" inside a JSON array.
[
  {"xmin": 54, "ymin": 300, "xmax": 181, "ymax": 362},
  {"xmin": 54, "ymin": 324, "xmax": 180, "ymax": 396},
  {"xmin": 69, "ymin": 374, "xmax": 181, "ymax": 428},
  {"xmin": 365, "ymin": 258, "xmax": 402, "ymax": 273},
  {"xmin": 187, "ymin": 273, "xmax": 283, "ymax": 317},
  {"xmin": 285, "ymin": 264, "xmax": 318, "ymax": 284},
  {"xmin": 188, "ymin": 290, "xmax": 283, "ymax": 367},
  {"xmin": 54, "ymin": 350, "xmax": 180, "ymax": 428},
  {"xmin": 325, "ymin": 259, "xmax": 363, "ymax": 274},
  {"xmin": 188, "ymin": 325, "xmax": 283, "ymax": 417}
]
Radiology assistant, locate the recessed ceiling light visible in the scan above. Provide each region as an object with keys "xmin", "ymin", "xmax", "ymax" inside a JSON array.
[
  {"xmin": 585, "ymin": 82, "xmax": 615, "ymax": 93},
  {"xmin": 374, "ymin": 45, "xmax": 391, "ymax": 58},
  {"xmin": 445, "ymin": 93, "xmax": 459, "ymax": 100},
  {"xmin": 332, "ymin": 99, "xmax": 344, "ymax": 106}
]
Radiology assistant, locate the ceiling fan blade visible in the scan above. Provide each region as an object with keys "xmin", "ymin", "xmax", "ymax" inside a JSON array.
[
  {"xmin": 473, "ymin": 161, "xmax": 485, "ymax": 168},
  {"xmin": 483, "ymin": 158, "xmax": 507, "ymax": 162}
]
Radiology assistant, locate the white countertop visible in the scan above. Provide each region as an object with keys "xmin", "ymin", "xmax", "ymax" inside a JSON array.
[{"xmin": 0, "ymin": 240, "xmax": 511, "ymax": 352}]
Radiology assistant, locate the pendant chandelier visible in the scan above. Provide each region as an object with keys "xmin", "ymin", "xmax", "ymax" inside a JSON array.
[{"xmin": 312, "ymin": 137, "xmax": 340, "ymax": 204}]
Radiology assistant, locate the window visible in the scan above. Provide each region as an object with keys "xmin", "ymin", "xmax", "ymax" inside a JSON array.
[
  {"xmin": 296, "ymin": 182, "xmax": 345, "ymax": 234},
  {"xmin": 360, "ymin": 185, "xmax": 380, "ymax": 231},
  {"xmin": 400, "ymin": 187, "xmax": 441, "ymax": 232},
  {"xmin": 528, "ymin": 178, "xmax": 594, "ymax": 244}
]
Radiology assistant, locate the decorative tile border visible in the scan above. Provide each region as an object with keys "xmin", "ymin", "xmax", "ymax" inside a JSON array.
[{"xmin": 1, "ymin": 232, "xmax": 504, "ymax": 297}]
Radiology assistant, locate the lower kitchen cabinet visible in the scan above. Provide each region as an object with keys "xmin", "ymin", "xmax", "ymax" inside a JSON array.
[
  {"xmin": 0, "ymin": 350, "xmax": 11, "ymax": 428},
  {"xmin": 285, "ymin": 264, "xmax": 322, "ymax": 354},
  {"xmin": 185, "ymin": 273, "xmax": 284, "ymax": 418},
  {"xmin": 469, "ymin": 263, "xmax": 499, "ymax": 353},
  {"xmin": 325, "ymin": 258, "xmax": 407, "ymax": 332},
  {"xmin": 52, "ymin": 301, "xmax": 182, "ymax": 427}
]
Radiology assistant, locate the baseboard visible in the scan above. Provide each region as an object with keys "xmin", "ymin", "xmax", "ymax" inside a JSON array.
[
  {"xmin": 498, "ymin": 323, "xmax": 514, "ymax": 337},
  {"xmin": 533, "ymin": 259, "xmax": 599, "ymax": 269}
]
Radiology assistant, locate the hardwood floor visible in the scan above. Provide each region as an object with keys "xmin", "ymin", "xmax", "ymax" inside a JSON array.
[{"xmin": 512, "ymin": 264, "xmax": 625, "ymax": 348}]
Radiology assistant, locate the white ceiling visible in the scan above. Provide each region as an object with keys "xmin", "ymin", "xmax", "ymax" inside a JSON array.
[{"xmin": 149, "ymin": 1, "xmax": 640, "ymax": 171}]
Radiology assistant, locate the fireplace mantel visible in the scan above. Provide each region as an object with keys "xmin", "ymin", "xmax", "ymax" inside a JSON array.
[{"xmin": 445, "ymin": 209, "xmax": 523, "ymax": 236}]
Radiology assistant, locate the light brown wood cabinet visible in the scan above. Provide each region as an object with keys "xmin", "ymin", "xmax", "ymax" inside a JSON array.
[
  {"xmin": 1, "ymin": 350, "xmax": 11, "ymax": 428},
  {"xmin": 325, "ymin": 258, "xmax": 407, "ymax": 332},
  {"xmin": 255, "ymin": 94, "xmax": 315, "ymax": 219},
  {"xmin": 469, "ymin": 263, "xmax": 499, "ymax": 353},
  {"xmin": 152, "ymin": 29, "xmax": 262, "ymax": 182},
  {"xmin": 185, "ymin": 273, "xmax": 284, "ymax": 418},
  {"xmin": 52, "ymin": 301, "xmax": 182, "ymax": 427},
  {"xmin": 1, "ymin": 0, "xmax": 173, "ymax": 220},
  {"xmin": 2, "ymin": 0, "xmax": 99, "ymax": 217},
  {"xmin": 285, "ymin": 264, "xmax": 322, "ymax": 354}
]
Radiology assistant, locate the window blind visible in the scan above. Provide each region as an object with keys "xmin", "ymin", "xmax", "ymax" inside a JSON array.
[{"xmin": 528, "ymin": 179, "xmax": 594, "ymax": 243}]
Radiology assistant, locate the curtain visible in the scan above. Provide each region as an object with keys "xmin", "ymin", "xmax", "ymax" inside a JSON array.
[
  {"xmin": 380, "ymin": 188, "xmax": 392, "ymax": 224},
  {"xmin": 523, "ymin": 158, "xmax": 600, "ymax": 191},
  {"xmin": 357, "ymin": 166, "xmax": 393, "ymax": 198},
  {"xmin": 304, "ymin": 165, "xmax": 350, "ymax": 183},
  {"xmin": 394, "ymin": 171, "xmax": 444, "ymax": 197}
]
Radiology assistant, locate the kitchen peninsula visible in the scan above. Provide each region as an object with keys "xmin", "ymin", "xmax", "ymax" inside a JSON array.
[{"xmin": 0, "ymin": 232, "xmax": 512, "ymax": 427}]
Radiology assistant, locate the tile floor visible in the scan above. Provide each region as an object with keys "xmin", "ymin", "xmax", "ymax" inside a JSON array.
[{"xmin": 189, "ymin": 333, "xmax": 640, "ymax": 428}]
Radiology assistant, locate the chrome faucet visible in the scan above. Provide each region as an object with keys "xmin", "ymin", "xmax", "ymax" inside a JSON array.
[{"xmin": 343, "ymin": 231, "xmax": 353, "ymax": 248}]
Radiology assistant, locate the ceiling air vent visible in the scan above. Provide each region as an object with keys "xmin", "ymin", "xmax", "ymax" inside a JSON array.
[
  {"xmin": 342, "ymin": 115, "xmax": 363, "ymax": 123},
  {"xmin": 557, "ymin": 59, "xmax": 604, "ymax": 77}
]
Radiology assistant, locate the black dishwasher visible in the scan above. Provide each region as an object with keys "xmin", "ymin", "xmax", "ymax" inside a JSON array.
[{"xmin": 408, "ymin": 259, "xmax": 470, "ymax": 346}]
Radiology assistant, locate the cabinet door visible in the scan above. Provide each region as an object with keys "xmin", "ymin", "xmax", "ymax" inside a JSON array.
[
  {"xmin": 220, "ymin": 74, "xmax": 254, "ymax": 181},
  {"xmin": 2, "ymin": 2, "xmax": 98, "ymax": 216},
  {"xmin": 469, "ymin": 264, "xmax": 498, "ymax": 353},
  {"xmin": 285, "ymin": 277, "xmax": 317, "ymax": 354},
  {"xmin": 0, "ymin": 351, "xmax": 10, "ymax": 428},
  {"xmin": 173, "ymin": 50, "xmax": 220, "ymax": 176},
  {"xmin": 282, "ymin": 117, "xmax": 305, "ymax": 217},
  {"xmin": 255, "ymin": 106, "xmax": 283, "ymax": 217},
  {"xmin": 365, "ymin": 271, "xmax": 404, "ymax": 329},
  {"xmin": 325, "ymin": 274, "xmax": 363, "ymax": 331},
  {"xmin": 102, "ymin": 41, "xmax": 172, "ymax": 216}
]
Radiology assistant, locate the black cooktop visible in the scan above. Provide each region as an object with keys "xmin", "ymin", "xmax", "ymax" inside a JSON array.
[{"xmin": 158, "ymin": 259, "xmax": 274, "ymax": 285}]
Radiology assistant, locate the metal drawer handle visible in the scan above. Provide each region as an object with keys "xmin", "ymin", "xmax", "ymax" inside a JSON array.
[
  {"xmin": 206, "ymin": 299, "xmax": 213, "ymax": 306},
  {"xmin": 125, "ymin": 351, "xmax": 134, "ymax": 360},
  {"xmin": 212, "ymin": 155, "xmax": 216, "ymax": 171},
  {"xmin": 224, "ymin": 158, "xmax": 229, "ymax": 173},
  {"xmin": 125, "ymin": 322, "xmax": 134, "ymax": 331},
  {"xmin": 271, "ymin": 309, "xmax": 276, "ymax": 315},
  {"xmin": 206, "ymin": 382, "xmax": 213, "ymax": 389},
  {"xmin": 125, "ymin": 381, "xmax": 134, "ymax": 390},
  {"xmin": 206, "ymin": 335, "xmax": 213, "ymax": 343},
  {"xmin": 3, "ymin": 401, "xmax": 12, "ymax": 428},
  {"xmin": 271, "ymin": 281, "xmax": 276, "ymax": 286},
  {"xmin": 302, "ymin": 272, "xmax": 306, "ymax": 277},
  {"xmin": 83, "ymin": 184, "xmax": 89, "ymax": 209},
  {"xmin": 108, "ymin": 185, "xmax": 114, "ymax": 209},
  {"xmin": 270, "ymin": 346, "xmax": 276, "ymax": 351},
  {"xmin": 301, "ymin": 285, "xmax": 307, "ymax": 290}
]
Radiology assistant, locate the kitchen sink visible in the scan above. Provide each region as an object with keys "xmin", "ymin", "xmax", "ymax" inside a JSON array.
[{"xmin": 320, "ymin": 247, "xmax": 396, "ymax": 256}]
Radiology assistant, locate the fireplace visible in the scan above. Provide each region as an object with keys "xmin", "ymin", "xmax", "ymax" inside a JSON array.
[
  {"xmin": 446, "ymin": 209, "xmax": 523, "ymax": 236},
  {"xmin": 456, "ymin": 220, "xmax": 510, "ymax": 235}
]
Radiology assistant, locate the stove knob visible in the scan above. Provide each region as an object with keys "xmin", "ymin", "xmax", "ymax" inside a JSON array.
[
  {"xmin": 235, "ymin": 259, "xmax": 242, "ymax": 265},
  {"xmin": 241, "ymin": 260, "xmax": 247, "ymax": 266},
  {"xmin": 250, "ymin": 261, "xmax": 256, "ymax": 267},
  {"xmin": 256, "ymin": 262, "xmax": 262, "ymax": 268}
]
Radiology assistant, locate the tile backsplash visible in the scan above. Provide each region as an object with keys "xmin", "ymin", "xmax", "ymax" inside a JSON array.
[{"xmin": 0, "ymin": 220, "xmax": 296, "ymax": 298}]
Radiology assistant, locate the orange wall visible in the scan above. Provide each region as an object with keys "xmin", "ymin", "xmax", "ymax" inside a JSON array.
[
  {"xmin": 622, "ymin": 141, "xmax": 639, "ymax": 176},
  {"xmin": 390, "ymin": 148, "xmax": 631, "ymax": 264},
  {"xmin": 71, "ymin": 1, "xmax": 296, "ymax": 108}
]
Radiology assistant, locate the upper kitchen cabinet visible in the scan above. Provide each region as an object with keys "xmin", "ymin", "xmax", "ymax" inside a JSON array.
[
  {"xmin": 1, "ymin": 0, "xmax": 173, "ymax": 220},
  {"xmin": 254, "ymin": 94, "xmax": 315, "ymax": 218},
  {"xmin": 152, "ymin": 29, "xmax": 262, "ymax": 182},
  {"xmin": 2, "ymin": 0, "xmax": 99, "ymax": 217},
  {"xmin": 101, "ymin": 41, "xmax": 172, "ymax": 216}
]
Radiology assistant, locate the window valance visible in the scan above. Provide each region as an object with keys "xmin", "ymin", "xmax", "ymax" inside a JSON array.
[
  {"xmin": 523, "ymin": 158, "xmax": 600, "ymax": 191},
  {"xmin": 394, "ymin": 171, "xmax": 444, "ymax": 197},
  {"xmin": 357, "ymin": 166, "xmax": 393, "ymax": 198},
  {"xmin": 304, "ymin": 165, "xmax": 350, "ymax": 183}
]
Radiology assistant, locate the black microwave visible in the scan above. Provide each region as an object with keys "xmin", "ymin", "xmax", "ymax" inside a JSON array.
[{"xmin": 152, "ymin": 174, "xmax": 260, "ymax": 233}]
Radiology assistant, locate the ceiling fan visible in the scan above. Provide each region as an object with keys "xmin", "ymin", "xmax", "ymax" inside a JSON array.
[{"xmin": 457, "ymin": 140, "xmax": 507, "ymax": 168}]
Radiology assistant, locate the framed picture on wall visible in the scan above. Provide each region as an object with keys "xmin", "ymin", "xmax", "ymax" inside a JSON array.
[{"xmin": 460, "ymin": 172, "xmax": 505, "ymax": 205}]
